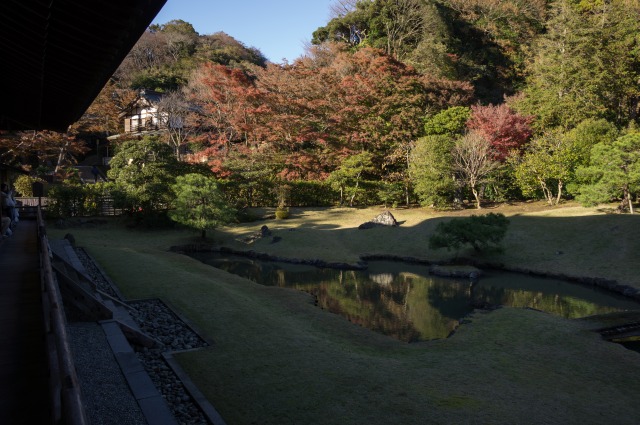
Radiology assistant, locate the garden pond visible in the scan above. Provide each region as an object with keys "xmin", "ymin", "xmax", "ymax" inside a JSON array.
[{"xmin": 188, "ymin": 252, "xmax": 640, "ymax": 342}]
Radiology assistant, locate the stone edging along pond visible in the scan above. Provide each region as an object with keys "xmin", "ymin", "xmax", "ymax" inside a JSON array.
[{"xmin": 168, "ymin": 244, "xmax": 640, "ymax": 303}]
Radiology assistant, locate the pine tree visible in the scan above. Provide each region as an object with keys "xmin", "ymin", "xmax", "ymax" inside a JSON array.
[{"xmin": 576, "ymin": 132, "xmax": 640, "ymax": 213}]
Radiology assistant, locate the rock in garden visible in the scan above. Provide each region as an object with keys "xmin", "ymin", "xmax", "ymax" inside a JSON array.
[
  {"xmin": 242, "ymin": 225, "xmax": 272, "ymax": 243},
  {"xmin": 358, "ymin": 210, "xmax": 399, "ymax": 229},
  {"xmin": 64, "ymin": 233, "xmax": 76, "ymax": 246}
]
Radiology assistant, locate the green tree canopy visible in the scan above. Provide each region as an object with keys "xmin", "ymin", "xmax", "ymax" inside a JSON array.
[
  {"xmin": 169, "ymin": 173, "xmax": 236, "ymax": 238},
  {"xmin": 327, "ymin": 151, "xmax": 374, "ymax": 206},
  {"xmin": 409, "ymin": 134, "xmax": 457, "ymax": 208},
  {"xmin": 511, "ymin": 130, "xmax": 575, "ymax": 205},
  {"xmin": 423, "ymin": 106, "xmax": 471, "ymax": 136},
  {"xmin": 107, "ymin": 137, "xmax": 183, "ymax": 217},
  {"xmin": 516, "ymin": 0, "xmax": 640, "ymax": 130},
  {"xmin": 563, "ymin": 118, "xmax": 619, "ymax": 167},
  {"xmin": 575, "ymin": 132, "xmax": 640, "ymax": 213}
]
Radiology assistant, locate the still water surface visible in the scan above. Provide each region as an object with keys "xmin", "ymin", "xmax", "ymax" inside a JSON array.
[{"xmin": 189, "ymin": 253, "xmax": 640, "ymax": 342}]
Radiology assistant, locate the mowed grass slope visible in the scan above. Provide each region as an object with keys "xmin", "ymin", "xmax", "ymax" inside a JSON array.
[{"xmin": 48, "ymin": 203, "xmax": 640, "ymax": 424}]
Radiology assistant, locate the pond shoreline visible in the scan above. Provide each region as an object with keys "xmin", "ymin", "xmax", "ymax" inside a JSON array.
[{"xmin": 169, "ymin": 244, "xmax": 640, "ymax": 303}]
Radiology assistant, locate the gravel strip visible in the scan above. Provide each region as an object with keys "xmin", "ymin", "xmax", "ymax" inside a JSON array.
[
  {"xmin": 68, "ymin": 322, "xmax": 148, "ymax": 425},
  {"xmin": 72, "ymin": 247, "xmax": 212, "ymax": 425}
]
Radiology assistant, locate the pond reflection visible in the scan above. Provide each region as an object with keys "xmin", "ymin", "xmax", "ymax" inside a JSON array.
[{"xmin": 189, "ymin": 253, "xmax": 640, "ymax": 342}]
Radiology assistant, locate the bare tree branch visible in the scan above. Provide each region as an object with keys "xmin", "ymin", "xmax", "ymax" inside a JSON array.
[
  {"xmin": 452, "ymin": 131, "xmax": 499, "ymax": 209},
  {"xmin": 329, "ymin": 0, "xmax": 360, "ymax": 18}
]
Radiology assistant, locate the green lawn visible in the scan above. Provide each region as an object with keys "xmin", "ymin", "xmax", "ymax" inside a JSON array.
[
  {"xmin": 48, "ymin": 204, "xmax": 640, "ymax": 424},
  {"xmin": 216, "ymin": 203, "xmax": 640, "ymax": 288}
]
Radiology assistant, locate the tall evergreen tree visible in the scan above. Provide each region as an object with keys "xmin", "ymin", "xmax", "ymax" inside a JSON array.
[{"xmin": 516, "ymin": 0, "xmax": 640, "ymax": 130}]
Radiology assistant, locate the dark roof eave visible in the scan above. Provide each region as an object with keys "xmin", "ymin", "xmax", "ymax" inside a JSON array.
[{"xmin": 0, "ymin": 0, "xmax": 167, "ymax": 132}]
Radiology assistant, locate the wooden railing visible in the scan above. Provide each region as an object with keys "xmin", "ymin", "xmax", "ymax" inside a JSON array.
[
  {"xmin": 18, "ymin": 196, "xmax": 50, "ymax": 208},
  {"xmin": 38, "ymin": 206, "xmax": 89, "ymax": 425}
]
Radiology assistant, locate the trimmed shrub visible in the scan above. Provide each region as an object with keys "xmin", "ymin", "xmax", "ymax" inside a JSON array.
[
  {"xmin": 13, "ymin": 175, "xmax": 46, "ymax": 197},
  {"xmin": 46, "ymin": 184, "xmax": 86, "ymax": 218},
  {"xmin": 218, "ymin": 179, "xmax": 275, "ymax": 208},
  {"xmin": 429, "ymin": 213, "xmax": 510, "ymax": 253},
  {"xmin": 275, "ymin": 207, "xmax": 290, "ymax": 219}
]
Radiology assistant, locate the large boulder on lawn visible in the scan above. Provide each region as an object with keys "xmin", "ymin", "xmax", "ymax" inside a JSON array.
[{"xmin": 358, "ymin": 210, "xmax": 399, "ymax": 229}]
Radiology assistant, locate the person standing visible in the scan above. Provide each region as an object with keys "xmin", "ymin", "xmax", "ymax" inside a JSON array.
[
  {"xmin": 1, "ymin": 183, "xmax": 16, "ymax": 234},
  {"xmin": 91, "ymin": 165, "xmax": 100, "ymax": 183}
]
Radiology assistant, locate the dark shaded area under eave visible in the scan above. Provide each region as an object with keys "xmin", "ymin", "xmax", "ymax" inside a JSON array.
[{"xmin": 0, "ymin": 0, "xmax": 166, "ymax": 132}]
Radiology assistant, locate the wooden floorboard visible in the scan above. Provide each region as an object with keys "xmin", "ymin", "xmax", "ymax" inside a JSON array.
[{"xmin": 0, "ymin": 219, "xmax": 51, "ymax": 424}]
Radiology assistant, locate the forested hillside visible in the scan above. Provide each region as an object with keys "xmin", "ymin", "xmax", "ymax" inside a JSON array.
[{"xmin": 3, "ymin": 0, "xmax": 640, "ymax": 214}]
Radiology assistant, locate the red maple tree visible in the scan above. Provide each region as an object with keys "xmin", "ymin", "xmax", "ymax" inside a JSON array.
[{"xmin": 466, "ymin": 103, "xmax": 533, "ymax": 161}]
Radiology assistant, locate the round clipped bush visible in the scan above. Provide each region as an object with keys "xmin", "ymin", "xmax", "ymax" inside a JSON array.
[{"xmin": 275, "ymin": 207, "xmax": 290, "ymax": 219}]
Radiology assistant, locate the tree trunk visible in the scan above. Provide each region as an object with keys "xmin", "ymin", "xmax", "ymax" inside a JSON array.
[
  {"xmin": 349, "ymin": 182, "xmax": 358, "ymax": 207},
  {"xmin": 539, "ymin": 179, "xmax": 553, "ymax": 205},
  {"xmin": 405, "ymin": 182, "xmax": 410, "ymax": 207},
  {"xmin": 555, "ymin": 181, "xmax": 563, "ymax": 205},
  {"xmin": 472, "ymin": 186, "xmax": 481, "ymax": 209},
  {"xmin": 54, "ymin": 139, "xmax": 71, "ymax": 173},
  {"xmin": 621, "ymin": 185, "xmax": 634, "ymax": 214},
  {"xmin": 405, "ymin": 147, "xmax": 411, "ymax": 206},
  {"xmin": 349, "ymin": 173, "xmax": 361, "ymax": 207},
  {"xmin": 201, "ymin": 229, "xmax": 206, "ymax": 239}
]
